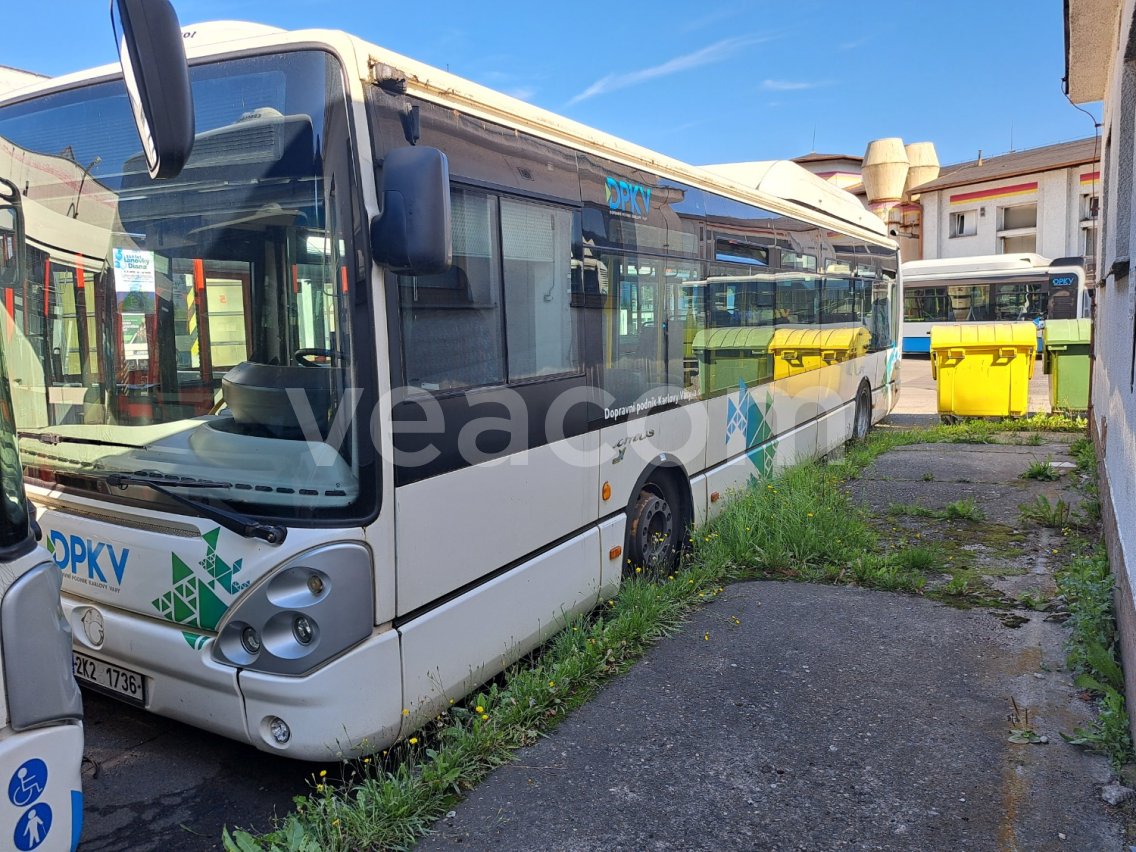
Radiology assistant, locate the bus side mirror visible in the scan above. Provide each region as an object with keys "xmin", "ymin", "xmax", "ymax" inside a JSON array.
[
  {"xmin": 371, "ymin": 146, "xmax": 452, "ymax": 275},
  {"xmin": 111, "ymin": 0, "xmax": 195, "ymax": 179}
]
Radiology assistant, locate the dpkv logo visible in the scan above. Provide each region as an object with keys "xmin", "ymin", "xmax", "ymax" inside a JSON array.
[
  {"xmin": 47, "ymin": 532, "xmax": 129, "ymax": 586},
  {"xmin": 605, "ymin": 176, "xmax": 652, "ymax": 218}
]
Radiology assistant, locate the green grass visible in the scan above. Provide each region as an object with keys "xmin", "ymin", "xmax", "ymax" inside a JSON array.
[
  {"xmin": 226, "ymin": 417, "xmax": 1102, "ymax": 849},
  {"xmin": 1021, "ymin": 457, "xmax": 1060, "ymax": 481},
  {"xmin": 1056, "ymin": 553, "xmax": 1134, "ymax": 769},
  {"xmin": 896, "ymin": 545, "xmax": 941, "ymax": 573},
  {"xmin": 1019, "ymin": 495, "xmax": 1074, "ymax": 528},
  {"xmin": 1070, "ymin": 436, "xmax": 1097, "ymax": 474},
  {"xmin": 945, "ymin": 498, "xmax": 985, "ymax": 521}
]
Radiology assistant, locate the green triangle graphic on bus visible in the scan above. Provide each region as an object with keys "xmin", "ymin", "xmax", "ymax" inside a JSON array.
[{"xmin": 152, "ymin": 528, "xmax": 249, "ymax": 632}]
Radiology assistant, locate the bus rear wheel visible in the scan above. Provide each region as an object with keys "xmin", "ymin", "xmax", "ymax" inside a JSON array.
[
  {"xmin": 852, "ymin": 382, "xmax": 872, "ymax": 441},
  {"xmin": 626, "ymin": 485, "xmax": 677, "ymax": 576}
]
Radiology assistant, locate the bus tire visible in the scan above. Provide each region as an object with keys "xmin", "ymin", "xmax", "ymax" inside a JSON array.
[
  {"xmin": 625, "ymin": 476, "xmax": 685, "ymax": 576},
  {"xmin": 852, "ymin": 381, "xmax": 872, "ymax": 441}
]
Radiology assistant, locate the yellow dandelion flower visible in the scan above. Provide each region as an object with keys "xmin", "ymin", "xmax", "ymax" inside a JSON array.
[
  {"xmin": 409, "ymin": 737, "xmax": 418, "ymax": 745},
  {"xmin": 476, "ymin": 705, "xmax": 484, "ymax": 713},
  {"xmin": 319, "ymin": 769, "xmax": 327, "ymax": 778},
  {"xmin": 481, "ymin": 714, "xmax": 489, "ymax": 721},
  {"xmin": 549, "ymin": 680, "xmax": 556, "ymax": 687},
  {"xmin": 316, "ymin": 784, "xmax": 324, "ymax": 792},
  {"xmin": 704, "ymin": 632, "xmax": 710, "ymax": 640},
  {"xmin": 807, "ymin": 512, "xmax": 814, "ymax": 518},
  {"xmin": 401, "ymin": 708, "xmax": 410, "ymax": 716},
  {"xmin": 635, "ymin": 566, "xmax": 642, "ymax": 574}
]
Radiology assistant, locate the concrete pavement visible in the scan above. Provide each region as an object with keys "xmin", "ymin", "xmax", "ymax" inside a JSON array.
[{"xmin": 422, "ymin": 411, "xmax": 1124, "ymax": 850}]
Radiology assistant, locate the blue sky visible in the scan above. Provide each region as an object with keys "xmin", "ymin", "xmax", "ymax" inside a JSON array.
[{"xmin": 2, "ymin": 0, "xmax": 1100, "ymax": 169}]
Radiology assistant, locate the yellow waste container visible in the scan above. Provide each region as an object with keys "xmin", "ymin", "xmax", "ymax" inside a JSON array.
[
  {"xmin": 769, "ymin": 327, "xmax": 871, "ymax": 380},
  {"xmin": 930, "ymin": 322, "xmax": 1037, "ymax": 417}
]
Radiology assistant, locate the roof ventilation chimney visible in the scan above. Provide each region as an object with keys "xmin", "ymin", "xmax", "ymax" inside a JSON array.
[
  {"xmin": 903, "ymin": 142, "xmax": 940, "ymax": 197},
  {"xmin": 862, "ymin": 138, "xmax": 909, "ymax": 204}
]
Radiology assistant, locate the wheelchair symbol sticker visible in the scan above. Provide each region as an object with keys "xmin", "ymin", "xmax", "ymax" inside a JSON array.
[
  {"xmin": 14, "ymin": 803, "xmax": 52, "ymax": 850},
  {"xmin": 8, "ymin": 759, "xmax": 47, "ymax": 808}
]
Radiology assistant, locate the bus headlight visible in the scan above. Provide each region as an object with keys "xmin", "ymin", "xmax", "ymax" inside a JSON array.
[{"xmin": 212, "ymin": 543, "xmax": 373, "ymax": 676}]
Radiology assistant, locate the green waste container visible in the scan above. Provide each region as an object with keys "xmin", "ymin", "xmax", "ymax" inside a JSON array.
[
  {"xmin": 691, "ymin": 327, "xmax": 775, "ymax": 396},
  {"xmin": 930, "ymin": 322, "xmax": 1037, "ymax": 417},
  {"xmin": 1043, "ymin": 318, "xmax": 1092, "ymax": 414}
]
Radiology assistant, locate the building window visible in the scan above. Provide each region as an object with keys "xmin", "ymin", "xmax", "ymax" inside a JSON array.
[
  {"xmin": 997, "ymin": 203, "xmax": 1037, "ymax": 256},
  {"xmin": 999, "ymin": 204, "xmax": 1038, "ymax": 230},
  {"xmin": 950, "ymin": 210, "xmax": 977, "ymax": 238},
  {"xmin": 1000, "ymin": 234, "xmax": 1037, "ymax": 254},
  {"xmin": 1081, "ymin": 193, "xmax": 1100, "ymax": 221}
]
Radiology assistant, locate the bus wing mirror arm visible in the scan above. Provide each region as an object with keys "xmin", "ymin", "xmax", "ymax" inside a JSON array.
[{"xmin": 371, "ymin": 146, "xmax": 452, "ymax": 275}]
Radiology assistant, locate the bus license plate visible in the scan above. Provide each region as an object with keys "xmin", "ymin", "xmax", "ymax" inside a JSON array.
[{"xmin": 73, "ymin": 653, "xmax": 146, "ymax": 706}]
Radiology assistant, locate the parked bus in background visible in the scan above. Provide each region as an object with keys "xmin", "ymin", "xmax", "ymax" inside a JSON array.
[
  {"xmin": 900, "ymin": 253, "xmax": 1087, "ymax": 354},
  {"xmin": 0, "ymin": 3, "xmax": 193, "ymax": 848},
  {"xmin": 0, "ymin": 22, "xmax": 901, "ymax": 761},
  {"xmin": 0, "ymin": 172, "xmax": 84, "ymax": 852}
]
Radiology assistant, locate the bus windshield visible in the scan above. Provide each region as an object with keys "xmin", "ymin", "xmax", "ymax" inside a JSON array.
[{"xmin": 0, "ymin": 51, "xmax": 367, "ymax": 520}]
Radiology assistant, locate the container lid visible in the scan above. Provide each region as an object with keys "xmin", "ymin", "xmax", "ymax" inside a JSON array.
[
  {"xmin": 1043, "ymin": 318, "xmax": 1092, "ymax": 346},
  {"xmin": 930, "ymin": 322, "xmax": 1038, "ymax": 350},
  {"xmin": 770, "ymin": 326, "xmax": 871, "ymax": 350},
  {"xmin": 692, "ymin": 327, "xmax": 776, "ymax": 349}
]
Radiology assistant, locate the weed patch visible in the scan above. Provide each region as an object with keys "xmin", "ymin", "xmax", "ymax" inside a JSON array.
[
  {"xmin": 945, "ymin": 498, "xmax": 985, "ymax": 521},
  {"xmin": 1022, "ymin": 457, "xmax": 1060, "ymax": 481},
  {"xmin": 1020, "ymin": 495, "xmax": 1074, "ymax": 528}
]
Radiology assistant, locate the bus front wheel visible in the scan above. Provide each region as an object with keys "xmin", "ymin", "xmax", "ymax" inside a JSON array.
[
  {"xmin": 626, "ymin": 484, "xmax": 678, "ymax": 576},
  {"xmin": 852, "ymin": 382, "xmax": 872, "ymax": 441}
]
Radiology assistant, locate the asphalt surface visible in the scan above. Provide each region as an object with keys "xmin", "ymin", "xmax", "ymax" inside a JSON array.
[
  {"xmin": 78, "ymin": 692, "xmax": 316, "ymax": 851},
  {"xmin": 422, "ymin": 582, "xmax": 1116, "ymax": 851}
]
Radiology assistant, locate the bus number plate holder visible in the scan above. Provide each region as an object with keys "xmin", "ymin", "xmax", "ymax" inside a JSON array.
[{"xmin": 73, "ymin": 652, "xmax": 146, "ymax": 706}]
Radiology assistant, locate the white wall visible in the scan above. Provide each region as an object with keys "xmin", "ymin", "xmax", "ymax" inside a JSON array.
[
  {"xmin": 0, "ymin": 67, "xmax": 44, "ymax": 97},
  {"xmin": 920, "ymin": 166, "xmax": 1091, "ymax": 260},
  {"xmin": 1086, "ymin": 0, "xmax": 1136, "ymax": 746}
]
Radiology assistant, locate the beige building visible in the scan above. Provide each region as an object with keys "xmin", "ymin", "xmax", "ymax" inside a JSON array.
[
  {"xmin": 0, "ymin": 66, "xmax": 45, "ymax": 97},
  {"xmin": 910, "ymin": 139, "xmax": 1100, "ymax": 275},
  {"xmin": 787, "ymin": 140, "xmax": 1100, "ymax": 272},
  {"xmin": 1065, "ymin": 0, "xmax": 1136, "ymax": 747}
]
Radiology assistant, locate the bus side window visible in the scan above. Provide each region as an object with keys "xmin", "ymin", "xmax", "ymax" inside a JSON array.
[
  {"xmin": 398, "ymin": 190, "xmax": 506, "ymax": 391},
  {"xmin": 500, "ymin": 198, "xmax": 578, "ymax": 381}
]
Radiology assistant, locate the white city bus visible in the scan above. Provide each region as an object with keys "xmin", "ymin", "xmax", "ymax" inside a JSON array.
[
  {"xmin": 0, "ymin": 22, "xmax": 901, "ymax": 760},
  {"xmin": 901, "ymin": 253, "xmax": 1088, "ymax": 355}
]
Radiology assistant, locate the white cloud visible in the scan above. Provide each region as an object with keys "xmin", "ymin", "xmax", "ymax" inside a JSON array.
[
  {"xmin": 761, "ymin": 79, "xmax": 822, "ymax": 91},
  {"xmin": 568, "ymin": 35, "xmax": 772, "ymax": 106}
]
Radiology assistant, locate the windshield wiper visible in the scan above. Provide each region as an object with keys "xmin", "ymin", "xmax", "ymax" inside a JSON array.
[
  {"xmin": 103, "ymin": 473, "xmax": 288, "ymax": 545},
  {"xmin": 18, "ymin": 431, "xmax": 144, "ymax": 450}
]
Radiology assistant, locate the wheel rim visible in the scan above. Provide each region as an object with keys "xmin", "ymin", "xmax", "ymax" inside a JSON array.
[
  {"xmin": 856, "ymin": 388, "xmax": 870, "ymax": 438},
  {"xmin": 636, "ymin": 495, "xmax": 673, "ymax": 567}
]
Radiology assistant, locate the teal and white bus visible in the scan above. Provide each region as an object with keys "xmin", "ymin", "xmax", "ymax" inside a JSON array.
[{"xmin": 0, "ymin": 22, "xmax": 901, "ymax": 760}]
